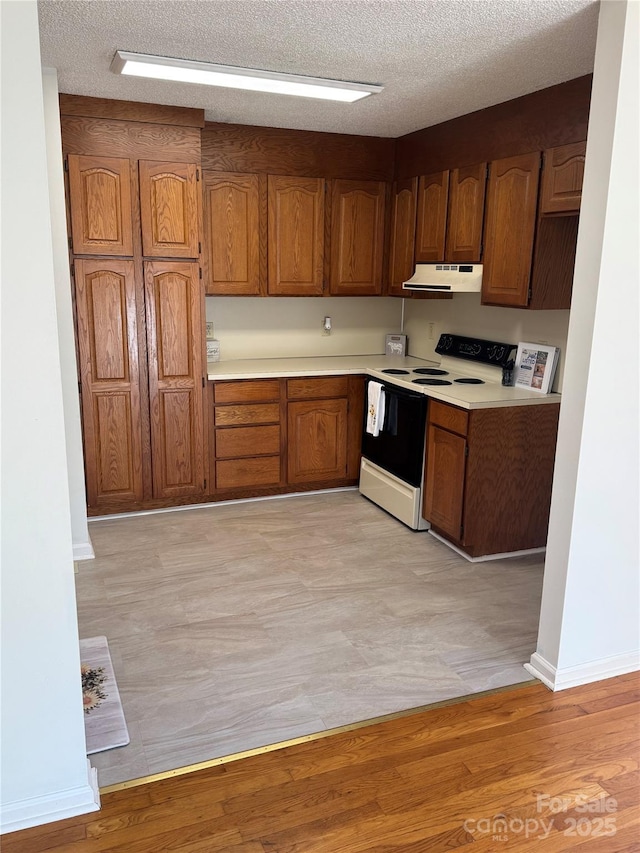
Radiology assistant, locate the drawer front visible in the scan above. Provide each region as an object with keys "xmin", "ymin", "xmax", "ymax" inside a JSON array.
[
  {"xmin": 214, "ymin": 402, "xmax": 280, "ymax": 427},
  {"xmin": 287, "ymin": 376, "xmax": 349, "ymax": 400},
  {"xmin": 216, "ymin": 456, "xmax": 281, "ymax": 489},
  {"xmin": 216, "ymin": 425, "xmax": 280, "ymax": 459},
  {"xmin": 214, "ymin": 379, "xmax": 280, "ymax": 404},
  {"xmin": 428, "ymin": 400, "xmax": 469, "ymax": 436}
]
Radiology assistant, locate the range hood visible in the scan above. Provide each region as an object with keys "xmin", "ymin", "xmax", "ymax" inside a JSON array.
[{"xmin": 403, "ymin": 263, "xmax": 482, "ymax": 293}]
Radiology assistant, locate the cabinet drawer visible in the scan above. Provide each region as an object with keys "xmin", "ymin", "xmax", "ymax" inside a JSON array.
[
  {"xmin": 216, "ymin": 425, "xmax": 280, "ymax": 459},
  {"xmin": 428, "ymin": 400, "xmax": 469, "ymax": 436},
  {"xmin": 214, "ymin": 380, "xmax": 280, "ymax": 404},
  {"xmin": 216, "ymin": 456, "xmax": 281, "ymax": 489},
  {"xmin": 214, "ymin": 403, "xmax": 280, "ymax": 427},
  {"xmin": 287, "ymin": 376, "xmax": 349, "ymax": 400}
]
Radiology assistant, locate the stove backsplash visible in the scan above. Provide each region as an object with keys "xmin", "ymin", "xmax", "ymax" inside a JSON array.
[{"xmin": 403, "ymin": 295, "xmax": 570, "ymax": 392}]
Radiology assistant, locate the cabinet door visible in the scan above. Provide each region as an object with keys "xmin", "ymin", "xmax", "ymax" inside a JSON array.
[
  {"xmin": 139, "ymin": 161, "xmax": 199, "ymax": 258},
  {"xmin": 203, "ymin": 172, "xmax": 262, "ymax": 295},
  {"xmin": 268, "ymin": 176, "xmax": 324, "ymax": 295},
  {"xmin": 482, "ymin": 152, "xmax": 541, "ymax": 307},
  {"xmin": 74, "ymin": 259, "xmax": 144, "ymax": 507},
  {"xmin": 540, "ymin": 142, "xmax": 586, "ymax": 215},
  {"xmin": 329, "ymin": 179, "xmax": 386, "ymax": 295},
  {"xmin": 144, "ymin": 261, "xmax": 205, "ymax": 499},
  {"xmin": 68, "ymin": 155, "xmax": 133, "ymax": 256},
  {"xmin": 423, "ymin": 424, "xmax": 466, "ymax": 540},
  {"xmin": 288, "ymin": 399, "xmax": 348, "ymax": 484},
  {"xmin": 415, "ymin": 171, "xmax": 449, "ymax": 262},
  {"xmin": 387, "ymin": 178, "xmax": 418, "ymax": 297},
  {"xmin": 446, "ymin": 163, "xmax": 486, "ymax": 262}
]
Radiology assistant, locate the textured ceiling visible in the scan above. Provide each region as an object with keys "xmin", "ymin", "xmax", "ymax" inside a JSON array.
[{"xmin": 38, "ymin": 0, "xmax": 599, "ymax": 138}]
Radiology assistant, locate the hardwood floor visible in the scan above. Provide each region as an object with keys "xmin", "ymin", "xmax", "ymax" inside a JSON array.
[
  {"xmin": 75, "ymin": 490, "xmax": 545, "ymax": 785},
  {"xmin": 5, "ymin": 672, "xmax": 638, "ymax": 852}
]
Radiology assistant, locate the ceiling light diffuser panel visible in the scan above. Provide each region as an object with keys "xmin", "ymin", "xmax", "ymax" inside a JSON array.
[{"xmin": 111, "ymin": 51, "xmax": 383, "ymax": 102}]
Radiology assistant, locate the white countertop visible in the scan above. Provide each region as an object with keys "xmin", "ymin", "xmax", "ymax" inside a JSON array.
[{"xmin": 207, "ymin": 354, "xmax": 561, "ymax": 410}]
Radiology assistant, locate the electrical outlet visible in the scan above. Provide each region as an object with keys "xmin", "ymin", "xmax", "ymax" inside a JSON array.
[
  {"xmin": 428, "ymin": 322, "xmax": 435, "ymax": 340},
  {"xmin": 322, "ymin": 316, "xmax": 332, "ymax": 336},
  {"xmin": 206, "ymin": 321, "xmax": 215, "ymax": 340}
]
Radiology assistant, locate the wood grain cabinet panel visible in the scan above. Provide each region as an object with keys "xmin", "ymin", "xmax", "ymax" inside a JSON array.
[
  {"xmin": 268, "ymin": 175, "xmax": 324, "ymax": 295},
  {"xmin": 214, "ymin": 379, "xmax": 280, "ymax": 404},
  {"xmin": 288, "ymin": 399, "xmax": 348, "ymax": 484},
  {"xmin": 415, "ymin": 171, "xmax": 449, "ymax": 262},
  {"xmin": 423, "ymin": 400, "xmax": 560, "ymax": 557},
  {"xmin": 214, "ymin": 403, "xmax": 280, "ymax": 427},
  {"xmin": 287, "ymin": 376, "xmax": 349, "ymax": 399},
  {"xmin": 74, "ymin": 259, "xmax": 143, "ymax": 507},
  {"xmin": 203, "ymin": 171, "xmax": 262, "ymax": 295},
  {"xmin": 387, "ymin": 177, "xmax": 418, "ymax": 297},
  {"xmin": 445, "ymin": 163, "xmax": 486, "ymax": 262},
  {"xmin": 423, "ymin": 424, "xmax": 466, "ymax": 541},
  {"xmin": 144, "ymin": 261, "xmax": 205, "ymax": 499},
  {"xmin": 68, "ymin": 155, "xmax": 134, "ymax": 256},
  {"xmin": 215, "ymin": 425, "xmax": 280, "ymax": 459},
  {"xmin": 216, "ymin": 457, "xmax": 281, "ymax": 490},
  {"xmin": 482, "ymin": 152, "xmax": 541, "ymax": 307},
  {"xmin": 540, "ymin": 141, "xmax": 586, "ymax": 214},
  {"xmin": 139, "ymin": 161, "xmax": 199, "ymax": 258},
  {"xmin": 329, "ymin": 179, "xmax": 386, "ymax": 295}
]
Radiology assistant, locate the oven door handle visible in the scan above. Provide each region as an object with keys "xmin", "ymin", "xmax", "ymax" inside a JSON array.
[{"xmin": 374, "ymin": 383, "xmax": 424, "ymax": 401}]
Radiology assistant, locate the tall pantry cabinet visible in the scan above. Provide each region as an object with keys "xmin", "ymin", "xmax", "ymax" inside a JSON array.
[{"xmin": 63, "ymin": 107, "xmax": 207, "ymax": 513}]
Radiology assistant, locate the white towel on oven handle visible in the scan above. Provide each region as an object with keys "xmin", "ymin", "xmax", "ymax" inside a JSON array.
[{"xmin": 366, "ymin": 381, "xmax": 386, "ymax": 437}]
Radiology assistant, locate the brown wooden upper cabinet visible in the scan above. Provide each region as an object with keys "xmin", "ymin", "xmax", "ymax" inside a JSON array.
[
  {"xmin": 73, "ymin": 258, "xmax": 144, "ymax": 508},
  {"xmin": 67, "ymin": 155, "xmax": 134, "ymax": 256},
  {"xmin": 144, "ymin": 261, "xmax": 205, "ymax": 499},
  {"xmin": 267, "ymin": 175, "xmax": 324, "ymax": 296},
  {"xmin": 445, "ymin": 163, "xmax": 487, "ymax": 262},
  {"xmin": 414, "ymin": 166, "xmax": 486, "ymax": 264},
  {"xmin": 139, "ymin": 161, "xmax": 200, "ymax": 258},
  {"xmin": 329, "ymin": 179, "xmax": 386, "ymax": 296},
  {"xmin": 539, "ymin": 141, "xmax": 586, "ymax": 215},
  {"xmin": 203, "ymin": 172, "xmax": 262, "ymax": 295},
  {"xmin": 482, "ymin": 152, "xmax": 541, "ymax": 307},
  {"xmin": 415, "ymin": 171, "xmax": 449, "ymax": 262},
  {"xmin": 387, "ymin": 177, "xmax": 418, "ymax": 297}
]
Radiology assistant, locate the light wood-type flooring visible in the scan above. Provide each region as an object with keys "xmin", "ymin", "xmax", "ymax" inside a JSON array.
[
  {"xmin": 76, "ymin": 490, "xmax": 545, "ymax": 787},
  {"xmin": 5, "ymin": 672, "xmax": 639, "ymax": 852}
]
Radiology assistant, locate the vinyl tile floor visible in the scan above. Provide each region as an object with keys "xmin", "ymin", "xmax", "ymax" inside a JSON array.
[{"xmin": 77, "ymin": 490, "xmax": 544, "ymax": 787}]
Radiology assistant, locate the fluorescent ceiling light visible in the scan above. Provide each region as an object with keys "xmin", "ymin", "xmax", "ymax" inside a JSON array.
[{"xmin": 111, "ymin": 51, "xmax": 383, "ymax": 103}]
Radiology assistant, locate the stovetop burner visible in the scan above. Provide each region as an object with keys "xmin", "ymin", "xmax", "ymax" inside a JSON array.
[
  {"xmin": 381, "ymin": 368, "xmax": 410, "ymax": 375},
  {"xmin": 412, "ymin": 378, "xmax": 453, "ymax": 386},
  {"xmin": 413, "ymin": 368, "xmax": 449, "ymax": 375},
  {"xmin": 454, "ymin": 377, "xmax": 485, "ymax": 384}
]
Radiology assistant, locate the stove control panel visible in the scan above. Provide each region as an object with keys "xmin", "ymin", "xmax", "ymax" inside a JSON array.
[{"xmin": 436, "ymin": 334, "xmax": 516, "ymax": 367}]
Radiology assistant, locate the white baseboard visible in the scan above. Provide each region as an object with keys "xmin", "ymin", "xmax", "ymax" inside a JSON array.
[
  {"xmin": 72, "ymin": 538, "xmax": 94, "ymax": 561},
  {"xmin": 525, "ymin": 650, "xmax": 640, "ymax": 691},
  {"xmin": 428, "ymin": 530, "xmax": 546, "ymax": 563},
  {"xmin": 0, "ymin": 761, "xmax": 100, "ymax": 834},
  {"xmin": 88, "ymin": 486, "xmax": 358, "ymax": 522}
]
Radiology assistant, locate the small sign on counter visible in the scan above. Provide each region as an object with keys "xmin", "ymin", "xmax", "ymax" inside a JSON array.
[
  {"xmin": 514, "ymin": 342, "xmax": 559, "ymax": 393},
  {"xmin": 206, "ymin": 340, "xmax": 220, "ymax": 362}
]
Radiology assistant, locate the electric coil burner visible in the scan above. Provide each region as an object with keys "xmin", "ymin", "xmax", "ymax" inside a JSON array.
[
  {"xmin": 381, "ymin": 368, "xmax": 410, "ymax": 375},
  {"xmin": 413, "ymin": 368, "xmax": 448, "ymax": 375},
  {"xmin": 412, "ymin": 378, "xmax": 453, "ymax": 386},
  {"xmin": 454, "ymin": 377, "xmax": 485, "ymax": 384}
]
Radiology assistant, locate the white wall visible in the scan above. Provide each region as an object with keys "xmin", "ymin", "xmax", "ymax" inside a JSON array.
[
  {"xmin": 206, "ymin": 296, "xmax": 402, "ymax": 360},
  {"xmin": 404, "ymin": 296, "xmax": 570, "ymax": 391},
  {"xmin": 0, "ymin": 1, "xmax": 98, "ymax": 833},
  {"xmin": 528, "ymin": 0, "xmax": 639, "ymax": 690},
  {"xmin": 42, "ymin": 68, "xmax": 94, "ymax": 562}
]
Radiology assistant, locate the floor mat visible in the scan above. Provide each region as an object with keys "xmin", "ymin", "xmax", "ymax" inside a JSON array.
[{"xmin": 80, "ymin": 636, "xmax": 129, "ymax": 754}]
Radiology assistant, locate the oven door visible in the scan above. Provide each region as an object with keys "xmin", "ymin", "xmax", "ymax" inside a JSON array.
[{"xmin": 361, "ymin": 380, "xmax": 427, "ymax": 487}]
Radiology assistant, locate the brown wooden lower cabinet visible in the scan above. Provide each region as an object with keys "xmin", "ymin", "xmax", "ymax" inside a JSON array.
[
  {"xmin": 209, "ymin": 375, "xmax": 364, "ymax": 496},
  {"xmin": 74, "ymin": 258, "xmax": 145, "ymax": 509},
  {"xmin": 423, "ymin": 399, "xmax": 560, "ymax": 558},
  {"xmin": 144, "ymin": 261, "xmax": 206, "ymax": 500}
]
